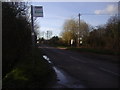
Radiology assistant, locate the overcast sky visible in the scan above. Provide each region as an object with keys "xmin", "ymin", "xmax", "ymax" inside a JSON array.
[{"xmin": 29, "ymin": 2, "xmax": 118, "ymax": 38}]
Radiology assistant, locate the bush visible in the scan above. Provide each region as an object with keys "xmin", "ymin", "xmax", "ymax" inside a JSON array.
[
  {"xmin": 2, "ymin": 2, "xmax": 32, "ymax": 77},
  {"xmin": 3, "ymin": 48, "xmax": 56, "ymax": 88}
]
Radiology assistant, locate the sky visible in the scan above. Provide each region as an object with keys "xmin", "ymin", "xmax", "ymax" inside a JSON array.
[{"xmin": 29, "ymin": 2, "xmax": 118, "ymax": 39}]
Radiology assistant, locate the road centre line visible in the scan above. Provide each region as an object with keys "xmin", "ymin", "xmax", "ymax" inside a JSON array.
[
  {"xmin": 70, "ymin": 55, "xmax": 120, "ymax": 77},
  {"xmin": 55, "ymin": 50, "xmax": 87, "ymax": 63},
  {"xmin": 99, "ymin": 67, "xmax": 120, "ymax": 77},
  {"xmin": 70, "ymin": 56, "xmax": 87, "ymax": 63},
  {"xmin": 42, "ymin": 47, "xmax": 120, "ymax": 77},
  {"xmin": 57, "ymin": 51, "xmax": 69, "ymax": 56}
]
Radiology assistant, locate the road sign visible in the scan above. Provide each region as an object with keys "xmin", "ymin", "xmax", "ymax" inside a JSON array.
[{"xmin": 33, "ymin": 6, "xmax": 43, "ymax": 17}]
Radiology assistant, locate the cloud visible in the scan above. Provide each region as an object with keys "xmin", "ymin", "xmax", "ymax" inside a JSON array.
[{"xmin": 94, "ymin": 4, "xmax": 118, "ymax": 15}]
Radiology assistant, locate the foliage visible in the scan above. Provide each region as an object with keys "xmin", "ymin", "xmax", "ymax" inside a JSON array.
[
  {"xmin": 3, "ymin": 48, "xmax": 56, "ymax": 88},
  {"xmin": 67, "ymin": 47, "xmax": 119, "ymax": 55},
  {"xmin": 2, "ymin": 2, "xmax": 57, "ymax": 88},
  {"xmin": 105, "ymin": 15, "xmax": 119, "ymax": 50},
  {"xmin": 2, "ymin": 2, "xmax": 32, "ymax": 78},
  {"xmin": 60, "ymin": 15, "xmax": 119, "ymax": 54},
  {"xmin": 61, "ymin": 18, "xmax": 89, "ymax": 46},
  {"xmin": 49, "ymin": 36, "xmax": 59, "ymax": 44},
  {"xmin": 86, "ymin": 15, "xmax": 119, "ymax": 52}
]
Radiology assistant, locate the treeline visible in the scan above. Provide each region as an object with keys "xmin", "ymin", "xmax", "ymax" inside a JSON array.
[
  {"xmin": 2, "ymin": 2, "xmax": 32, "ymax": 78},
  {"xmin": 61, "ymin": 19, "xmax": 89, "ymax": 46},
  {"xmin": 38, "ymin": 15, "xmax": 120, "ymax": 54},
  {"xmin": 86, "ymin": 16, "xmax": 120, "ymax": 51},
  {"xmin": 60, "ymin": 15, "xmax": 120, "ymax": 52}
]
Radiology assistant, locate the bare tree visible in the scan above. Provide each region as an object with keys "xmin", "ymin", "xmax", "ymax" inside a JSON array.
[{"xmin": 61, "ymin": 18, "xmax": 89, "ymax": 46}]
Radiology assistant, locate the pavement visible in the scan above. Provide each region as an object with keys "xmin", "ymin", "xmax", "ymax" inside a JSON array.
[{"xmin": 39, "ymin": 44, "xmax": 120, "ymax": 88}]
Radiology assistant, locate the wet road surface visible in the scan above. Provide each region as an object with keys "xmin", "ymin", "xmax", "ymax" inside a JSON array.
[
  {"xmin": 43, "ymin": 55, "xmax": 85, "ymax": 88},
  {"xmin": 39, "ymin": 45, "xmax": 119, "ymax": 88}
]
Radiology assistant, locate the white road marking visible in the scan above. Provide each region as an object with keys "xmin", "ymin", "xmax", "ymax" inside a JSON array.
[
  {"xmin": 70, "ymin": 56, "xmax": 87, "ymax": 63},
  {"xmin": 99, "ymin": 67, "xmax": 120, "ymax": 77},
  {"xmin": 57, "ymin": 52, "xmax": 87, "ymax": 63},
  {"xmin": 56, "ymin": 51, "xmax": 87, "ymax": 63},
  {"xmin": 42, "ymin": 47, "xmax": 120, "ymax": 77}
]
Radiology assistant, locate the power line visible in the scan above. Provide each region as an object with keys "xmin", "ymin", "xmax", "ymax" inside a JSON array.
[
  {"xmin": 38, "ymin": 13, "xmax": 117, "ymax": 20},
  {"xmin": 81, "ymin": 13, "xmax": 117, "ymax": 15}
]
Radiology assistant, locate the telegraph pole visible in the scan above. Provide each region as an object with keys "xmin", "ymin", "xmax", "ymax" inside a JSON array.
[
  {"xmin": 31, "ymin": 5, "xmax": 35, "ymax": 47},
  {"xmin": 78, "ymin": 13, "xmax": 81, "ymax": 47}
]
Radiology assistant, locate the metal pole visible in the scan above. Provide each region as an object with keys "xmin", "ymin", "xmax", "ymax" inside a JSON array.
[
  {"xmin": 118, "ymin": 1, "xmax": 120, "ymax": 53},
  {"xmin": 31, "ymin": 5, "xmax": 35, "ymax": 68},
  {"xmin": 31, "ymin": 5, "xmax": 35, "ymax": 47},
  {"xmin": 0, "ymin": 2, "xmax": 2, "ymax": 87},
  {"xmin": 78, "ymin": 13, "xmax": 81, "ymax": 47}
]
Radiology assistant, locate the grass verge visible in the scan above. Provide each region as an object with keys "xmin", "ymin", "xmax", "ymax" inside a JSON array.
[
  {"xmin": 67, "ymin": 47, "xmax": 120, "ymax": 55},
  {"xmin": 3, "ymin": 48, "xmax": 56, "ymax": 89}
]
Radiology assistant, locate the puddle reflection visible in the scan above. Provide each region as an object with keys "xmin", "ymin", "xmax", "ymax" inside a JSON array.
[
  {"xmin": 43, "ymin": 55, "xmax": 85, "ymax": 88},
  {"xmin": 43, "ymin": 55, "xmax": 52, "ymax": 64}
]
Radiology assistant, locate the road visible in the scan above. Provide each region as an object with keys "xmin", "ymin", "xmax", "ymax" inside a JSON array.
[{"xmin": 39, "ymin": 45, "xmax": 119, "ymax": 88}]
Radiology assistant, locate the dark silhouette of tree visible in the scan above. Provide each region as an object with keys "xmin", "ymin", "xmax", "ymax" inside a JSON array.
[
  {"xmin": 50, "ymin": 36, "xmax": 59, "ymax": 44},
  {"xmin": 2, "ymin": 2, "xmax": 32, "ymax": 78},
  {"xmin": 86, "ymin": 15, "xmax": 119, "ymax": 52}
]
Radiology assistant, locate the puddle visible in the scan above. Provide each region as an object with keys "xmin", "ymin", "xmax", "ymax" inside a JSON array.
[
  {"xmin": 43, "ymin": 55, "xmax": 52, "ymax": 64},
  {"xmin": 43, "ymin": 55, "xmax": 85, "ymax": 88},
  {"xmin": 53, "ymin": 67, "xmax": 85, "ymax": 88},
  {"xmin": 53, "ymin": 67, "xmax": 68, "ymax": 84}
]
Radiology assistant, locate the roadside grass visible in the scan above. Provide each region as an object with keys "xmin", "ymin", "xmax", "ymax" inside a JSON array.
[
  {"xmin": 48, "ymin": 43, "xmax": 120, "ymax": 55},
  {"xmin": 56, "ymin": 46, "xmax": 68, "ymax": 49},
  {"xmin": 3, "ymin": 48, "xmax": 56, "ymax": 89},
  {"xmin": 67, "ymin": 47, "xmax": 120, "ymax": 55}
]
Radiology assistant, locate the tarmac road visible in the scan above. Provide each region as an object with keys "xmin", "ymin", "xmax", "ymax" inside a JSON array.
[{"xmin": 39, "ymin": 45, "xmax": 119, "ymax": 88}]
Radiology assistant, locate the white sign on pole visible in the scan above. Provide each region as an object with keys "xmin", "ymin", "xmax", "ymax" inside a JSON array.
[
  {"xmin": 33, "ymin": 6, "xmax": 43, "ymax": 17},
  {"xmin": 71, "ymin": 39, "xmax": 74, "ymax": 45},
  {"xmin": 80, "ymin": 41, "xmax": 82, "ymax": 44}
]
